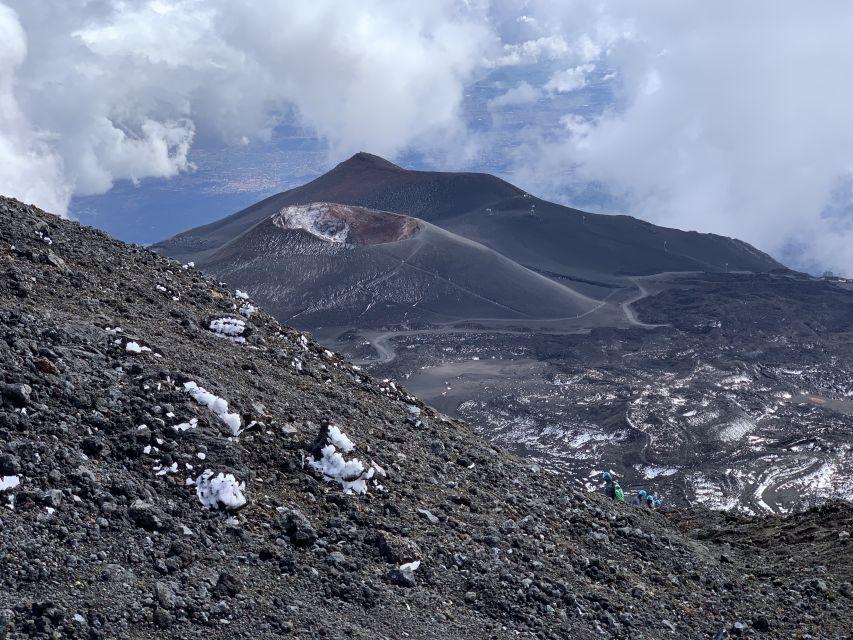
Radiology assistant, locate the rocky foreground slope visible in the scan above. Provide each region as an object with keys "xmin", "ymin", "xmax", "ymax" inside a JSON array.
[{"xmin": 0, "ymin": 196, "xmax": 851, "ymax": 639}]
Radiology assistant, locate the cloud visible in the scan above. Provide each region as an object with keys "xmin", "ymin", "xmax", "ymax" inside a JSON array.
[
  {"xmin": 489, "ymin": 81, "xmax": 541, "ymax": 108},
  {"xmin": 489, "ymin": 35, "xmax": 570, "ymax": 67},
  {"xmin": 2, "ymin": 0, "xmax": 853, "ymax": 274},
  {"xmin": 0, "ymin": 5, "xmax": 70, "ymax": 213},
  {"xmin": 0, "ymin": 0, "xmax": 496, "ymax": 215},
  {"xmin": 544, "ymin": 64, "xmax": 594, "ymax": 93},
  {"xmin": 508, "ymin": 1, "xmax": 853, "ymax": 274}
]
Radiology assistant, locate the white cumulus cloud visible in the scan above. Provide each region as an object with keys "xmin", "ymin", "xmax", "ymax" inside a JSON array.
[
  {"xmin": 2, "ymin": 0, "xmax": 853, "ymax": 274},
  {"xmin": 544, "ymin": 64, "xmax": 594, "ymax": 93},
  {"xmin": 508, "ymin": 0, "xmax": 853, "ymax": 274},
  {"xmin": 0, "ymin": 0, "xmax": 496, "ymax": 215},
  {"xmin": 489, "ymin": 81, "xmax": 542, "ymax": 108}
]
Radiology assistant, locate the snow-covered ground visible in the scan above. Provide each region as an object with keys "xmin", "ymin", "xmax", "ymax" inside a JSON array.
[{"xmin": 274, "ymin": 203, "xmax": 351, "ymax": 243}]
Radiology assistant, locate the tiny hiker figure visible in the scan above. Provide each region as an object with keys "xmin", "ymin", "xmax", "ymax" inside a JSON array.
[{"xmin": 602, "ymin": 471, "xmax": 625, "ymax": 502}]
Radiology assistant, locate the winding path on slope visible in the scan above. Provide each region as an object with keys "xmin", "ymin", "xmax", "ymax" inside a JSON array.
[{"xmin": 354, "ymin": 274, "xmax": 669, "ymax": 365}]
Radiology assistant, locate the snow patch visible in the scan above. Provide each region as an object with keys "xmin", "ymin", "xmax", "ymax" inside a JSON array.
[
  {"xmin": 275, "ymin": 203, "xmax": 351, "ymax": 243},
  {"xmin": 195, "ymin": 470, "xmax": 246, "ymax": 510},
  {"xmin": 209, "ymin": 317, "xmax": 246, "ymax": 343},
  {"xmin": 183, "ymin": 381, "xmax": 242, "ymax": 436},
  {"xmin": 306, "ymin": 427, "xmax": 378, "ymax": 495},
  {"xmin": 308, "ymin": 445, "xmax": 371, "ymax": 494},
  {"xmin": 326, "ymin": 425, "xmax": 355, "ymax": 453},
  {"xmin": 0, "ymin": 475, "xmax": 20, "ymax": 491},
  {"xmin": 643, "ymin": 466, "xmax": 677, "ymax": 479},
  {"xmin": 406, "ymin": 404, "xmax": 422, "ymax": 416},
  {"xmin": 125, "ymin": 341, "xmax": 151, "ymax": 354},
  {"xmin": 718, "ymin": 416, "xmax": 756, "ymax": 442}
]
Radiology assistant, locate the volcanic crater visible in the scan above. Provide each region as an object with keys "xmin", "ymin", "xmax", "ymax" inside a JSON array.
[{"xmin": 272, "ymin": 202, "xmax": 420, "ymax": 245}]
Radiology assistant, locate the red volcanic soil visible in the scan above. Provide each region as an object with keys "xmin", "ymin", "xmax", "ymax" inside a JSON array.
[{"xmin": 339, "ymin": 205, "xmax": 419, "ymax": 244}]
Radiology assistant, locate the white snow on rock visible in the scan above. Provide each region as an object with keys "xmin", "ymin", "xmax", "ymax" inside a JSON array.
[
  {"xmin": 195, "ymin": 470, "xmax": 246, "ymax": 510},
  {"xmin": 155, "ymin": 462, "xmax": 179, "ymax": 476},
  {"xmin": 274, "ymin": 203, "xmax": 351, "ymax": 243},
  {"xmin": 326, "ymin": 425, "xmax": 355, "ymax": 453},
  {"xmin": 0, "ymin": 475, "xmax": 20, "ymax": 491},
  {"xmin": 400, "ymin": 560, "xmax": 421, "ymax": 572},
  {"xmin": 183, "ymin": 381, "xmax": 242, "ymax": 436},
  {"xmin": 643, "ymin": 466, "xmax": 678, "ymax": 479},
  {"xmin": 306, "ymin": 427, "xmax": 377, "ymax": 495},
  {"xmin": 209, "ymin": 317, "xmax": 246, "ymax": 343},
  {"xmin": 235, "ymin": 289, "xmax": 250, "ymax": 299},
  {"xmin": 239, "ymin": 303, "xmax": 257, "ymax": 318},
  {"xmin": 125, "ymin": 341, "xmax": 151, "ymax": 354},
  {"xmin": 718, "ymin": 415, "xmax": 757, "ymax": 442},
  {"xmin": 308, "ymin": 445, "xmax": 371, "ymax": 494}
]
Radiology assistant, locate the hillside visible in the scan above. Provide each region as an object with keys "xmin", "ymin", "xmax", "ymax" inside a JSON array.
[
  {"xmin": 189, "ymin": 202, "xmax": 598, "ymax": 327},
  {"xmin": 154, "ymin": 152, "xmax": 783, "ymax": 286},
  {"xmin": 1, "ymin": 197, "xmax": 851, "ymax": 638}
]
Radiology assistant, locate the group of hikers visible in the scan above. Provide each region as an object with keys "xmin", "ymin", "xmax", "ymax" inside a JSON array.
[{"xmin": 602, "ymin": 471, "xmax": 663, "ymax": 508}]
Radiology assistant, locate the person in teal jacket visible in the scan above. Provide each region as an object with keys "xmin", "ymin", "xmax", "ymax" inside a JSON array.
[{"xmin": 602, "ymin": 471, "xmax": 625, "ymax": 502}]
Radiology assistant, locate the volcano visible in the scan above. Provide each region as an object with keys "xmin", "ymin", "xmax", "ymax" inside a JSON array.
[
  {"xmin": 155, "ymin": 152, "xmax": 782, "ymax": 295},
  {"xmin": 183, "ymin": 201, "xmax": 599, "ymax": 327}
]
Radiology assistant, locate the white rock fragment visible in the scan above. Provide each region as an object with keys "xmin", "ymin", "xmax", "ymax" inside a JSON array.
[
  {"xmin": 400, "ymin": 560, "xmax": 421, "ymax": 571},
  {"xmin": 195, "ymin": 470, "xmax": 246, "ymax": 510},
  {"xmin": 173, "ymin": 418, "xmax": 198, "ymax": 432}
]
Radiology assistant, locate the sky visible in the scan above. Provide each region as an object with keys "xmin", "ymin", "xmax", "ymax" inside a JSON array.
[{"xmin": 2, "ymin": 1, "xmax": 853, "ymax": 275}]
